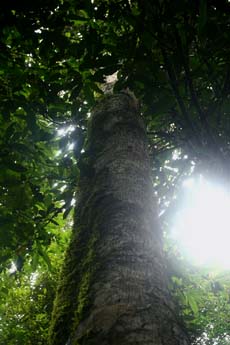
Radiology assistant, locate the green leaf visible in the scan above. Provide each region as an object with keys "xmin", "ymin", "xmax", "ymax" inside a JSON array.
[
  {"xmin": 1, "ymin": 287, "xmax": 9, "ymax": 295},
  {"xmin": 131, "ymin": 5, "xmax": 140, "ymax": 17},
  {"xmin": 187, "ymin": 293, "xmax": 199, "ymax": 316},
  {"xmin": 44, "ymin": 194, "xmax": 53, "ymax": 207},
  {"xmin": 78, "ymin": 9, "xmax": 89, "ymax": 19},
  {"xmin": 37, "ymin": 243, "xmax": 52, "ymax": 271},
  {"xmin": 50, "ymin": 219, "xmax": 59, "ymax": 226}
]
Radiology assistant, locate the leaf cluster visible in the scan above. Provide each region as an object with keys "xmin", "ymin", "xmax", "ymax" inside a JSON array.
[{"xmin": 0, "ymin": 0, "xmax": 230, "ymax": 343}]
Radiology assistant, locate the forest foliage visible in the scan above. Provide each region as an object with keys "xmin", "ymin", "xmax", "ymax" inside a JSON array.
[{"xmin": 0, "ymin": 0, "xmax": 230, "ymax": 344}]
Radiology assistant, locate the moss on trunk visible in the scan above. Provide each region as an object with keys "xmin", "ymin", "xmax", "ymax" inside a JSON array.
[{"xmin": 49, "ymin": 92, "xmax": 189, "ymax": 345}]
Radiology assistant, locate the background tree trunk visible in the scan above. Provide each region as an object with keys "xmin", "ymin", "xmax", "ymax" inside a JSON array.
[{"xmin": 49, "ymin": 93, "xmax": 189, "ymax": 345}]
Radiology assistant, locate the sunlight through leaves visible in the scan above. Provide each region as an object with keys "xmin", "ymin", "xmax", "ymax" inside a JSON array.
[{"xmin": 172, "ymin": 176, "xmax": 230, "ymax": 268}]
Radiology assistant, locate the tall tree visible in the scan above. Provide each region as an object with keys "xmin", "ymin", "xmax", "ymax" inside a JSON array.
[
  {"xmin": 0, "ymin": 1, "xmax": 230, "ymax": 343},
  {"xmin": 49, "ymin": 92, "xmax": 189, "ymax": 345},
  {"xmin": 1, "ymin": 0, "xmax": 229, "ymax": 272}
]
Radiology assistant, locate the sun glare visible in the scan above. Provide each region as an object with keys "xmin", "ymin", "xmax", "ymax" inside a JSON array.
[{"xmin": 172, "ymin": 176, "xmax": 230, "ymax": 268}]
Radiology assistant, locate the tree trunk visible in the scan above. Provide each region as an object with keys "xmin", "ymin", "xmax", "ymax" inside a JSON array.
[{"xmin": 49, "ymin": 93, "xmax": 189, "ymax": 345}]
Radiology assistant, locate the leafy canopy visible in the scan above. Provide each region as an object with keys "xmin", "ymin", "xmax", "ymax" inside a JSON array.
[{"xmin": 0, "ymin": 0, "xmax": 230, "ymax": 344}]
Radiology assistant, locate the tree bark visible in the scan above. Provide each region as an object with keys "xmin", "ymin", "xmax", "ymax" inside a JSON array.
[{"xmin": 49, "ymin": 93, "xmax": 189, "ymax": 345}]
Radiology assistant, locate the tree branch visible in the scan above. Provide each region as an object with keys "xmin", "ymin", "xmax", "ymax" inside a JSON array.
[
  {"xmin": 173, "ymin": 27, "xmax": 220, "ymax": 150},
  {"xmin": 160, "ymin": 45, "xmax": 201, "ymax": 145},
  {"xmin": 216, "ymin": 67, "xmax": 230, "ymax": 126},
  {"xmin": 174, "ymin": 28, "xmax": 207, "ymax": 127}
]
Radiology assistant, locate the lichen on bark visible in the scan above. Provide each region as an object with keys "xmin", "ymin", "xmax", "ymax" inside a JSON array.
[{"xmin": 49, "ymin": 92, "xmax": 189, "ymax": 345}]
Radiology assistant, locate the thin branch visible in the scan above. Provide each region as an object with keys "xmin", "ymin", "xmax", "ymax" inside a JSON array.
[
  {"xmin": 161, "ymin": 49, "xmax": 189, "ymax": 127},
  {"xmin": 173, "ymin": 27, "xmax": 221, "ymax": 151},
  {"xmin": 174, "ymin": 27, "xmax": 207, "ymax": 127},
  {"xmin": 200, "ymin": 66, "xmax": 230, "ymax": 132},
  {"xmin": 160, "ymin": 46, "xmax": 201, "ymax": 146},
  {"xmin": 194, "ymin": 41, "xmax": 229, "ymax": 128},
  {"xmin": 216, "ymin": 67, "xmax": 230, "ymax": 126},
  {"xmin": 195, "ymin": 41, "xmax": 222, "ymax": 97}
]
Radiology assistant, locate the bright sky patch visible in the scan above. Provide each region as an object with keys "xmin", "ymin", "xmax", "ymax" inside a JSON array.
[{"xmin": 172, "ymin": 176, "xmax": 230, "ymax": 268}]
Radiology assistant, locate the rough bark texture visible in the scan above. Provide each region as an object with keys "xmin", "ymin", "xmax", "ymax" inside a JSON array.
[{"xmin": 49, "ymin": 93, "xmax": 189, "ymax": 345}]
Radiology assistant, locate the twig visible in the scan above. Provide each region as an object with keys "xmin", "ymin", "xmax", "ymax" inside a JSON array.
[
  {"xmin": 174, "ymin": 28, "xmax": 207, "ymax": 128},
  {"xmin": 160, "ymin": 45, "xmax": 201, "ymax": 145},
  {"xmin": 216, "ymin": 67, "xmax": 230, "ymax": 126}
]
